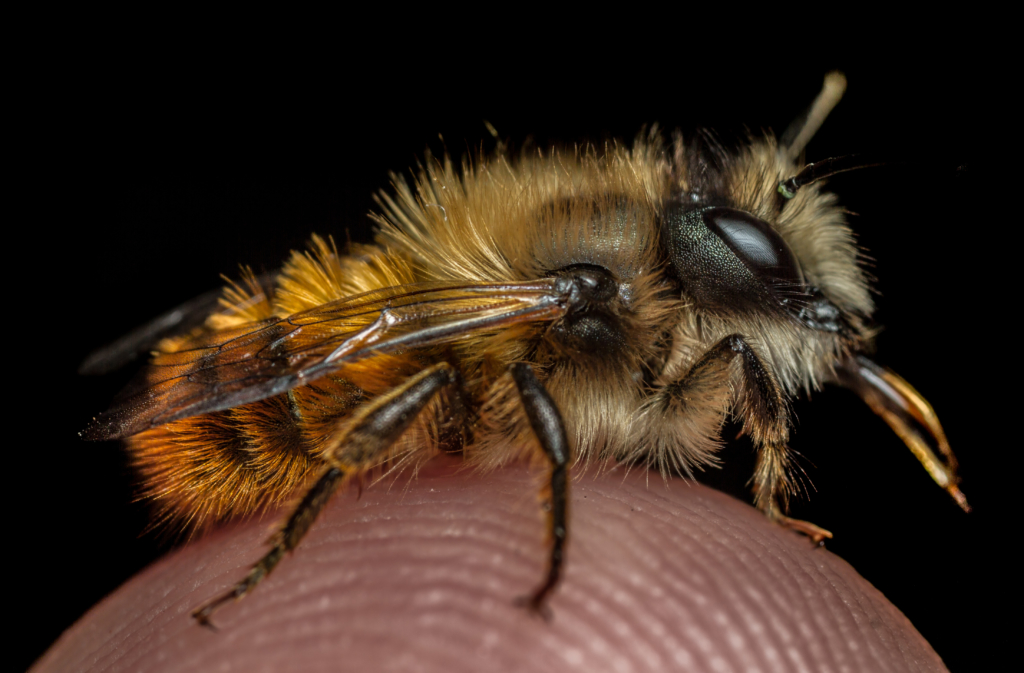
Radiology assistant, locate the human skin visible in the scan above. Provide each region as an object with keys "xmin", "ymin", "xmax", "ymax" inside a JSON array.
[{"xmin": 35, "ymin": 456, "xmax": 947, "ymax": 673}]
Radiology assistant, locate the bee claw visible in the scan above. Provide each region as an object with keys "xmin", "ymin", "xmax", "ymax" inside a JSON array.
[
  {"xmin": 192, "ymin": 609, "xmax": 220, "ymax": 632},
  {"xmin": 949, "ymin": 485, "xmax": 971, "ymax": 513},
  {"xmin": 514, "ymin": 595, "xmax": 553, "ymax": 622},
  {"xmin": 191, "ymin": 589, "xmax": 240, "ymax": 631},
  {"xmin": 774, "ymin": 514, "xmax": 833, "ymax": 545}
]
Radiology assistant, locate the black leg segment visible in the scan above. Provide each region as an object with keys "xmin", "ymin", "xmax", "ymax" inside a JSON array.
[
  {"xmin": 192, "ymin": 466, "xmax": 345, "ymax": 627},
  {"xmin": 192, "ymin": 362, "xmax": 457, "ymax": 627},
  {"xmin": 510, "ymin": 362, "xmax": 570, "ymax": 618}
]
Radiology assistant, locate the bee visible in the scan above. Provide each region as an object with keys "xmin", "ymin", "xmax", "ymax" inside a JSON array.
[{"xmin": 81, "ymin": 72, "xmax": 968, "ymax": 627}]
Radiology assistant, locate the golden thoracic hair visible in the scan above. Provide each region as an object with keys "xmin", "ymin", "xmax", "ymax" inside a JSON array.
[{"xmin": 374, "ymin": 138, "xmax": 668, "ymax": 284}]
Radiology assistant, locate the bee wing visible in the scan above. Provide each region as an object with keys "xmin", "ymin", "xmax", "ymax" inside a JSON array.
[
  {"xmin": 83, "ymin": 279, "xmax": 566, "ymax": 440},
  {"xmin": 78, "ymin": 272, "xmax": 279, "ymax": 375}
]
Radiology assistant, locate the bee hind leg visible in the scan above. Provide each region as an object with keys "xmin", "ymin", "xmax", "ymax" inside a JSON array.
[
  {"xmin": 509, "ymin": 362, "xmax": 569, "ymax": 620},
  {"xmin": 192, "ymin": 362, "xmax": 458, "ymax": 628},
  {"xmin": 192, "ymin": 466, "xmax": 345, "ymax": 628}
]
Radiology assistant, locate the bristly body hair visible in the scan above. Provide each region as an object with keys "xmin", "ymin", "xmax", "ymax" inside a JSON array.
[{"xmin": 126, "ymin": 126, "xmax": 873, "ymax": 533}]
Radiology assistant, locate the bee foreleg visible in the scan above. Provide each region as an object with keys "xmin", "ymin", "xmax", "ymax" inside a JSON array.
[
  {"xmin": 509, "ymin": 362, "xmax": 569, "ymax": 620},
  {"xmin": 192, "ymin": 362, "xmax": 458, "ymax": 627},
  {"xmin": 662, "ymin": 335, "xmax": 831, "ymax": 542},
  {"xmin": 718, "ymin": 336, "xmax": 789, "ymax": 511},
  {"xmin": 724, "ymin": 336, "xmax": 832, "ymax": 543}
]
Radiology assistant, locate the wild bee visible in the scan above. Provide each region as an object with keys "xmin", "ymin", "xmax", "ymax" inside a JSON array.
[{"xmin": 81, "ymin": 72, "xmax": 968, "ymax": 627}]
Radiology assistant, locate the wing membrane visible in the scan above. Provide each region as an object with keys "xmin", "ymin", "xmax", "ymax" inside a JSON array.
[
  {"xmin": 78, "ymin": 272, "xmax": 279, "ymax": 375},
  {"xmin": 84, "ymin": 280, "xmax": 566, "ymax": 440}
]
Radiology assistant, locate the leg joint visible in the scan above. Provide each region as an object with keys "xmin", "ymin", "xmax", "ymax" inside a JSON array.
[{"xmin": 723, "ymin": 333, "xmax": 750, "ymax": 354}]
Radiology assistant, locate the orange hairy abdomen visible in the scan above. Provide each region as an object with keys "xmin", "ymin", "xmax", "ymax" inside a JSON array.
[{"xmin": 128, "ymin": 354, "xmax": 428, "ymax": 532}]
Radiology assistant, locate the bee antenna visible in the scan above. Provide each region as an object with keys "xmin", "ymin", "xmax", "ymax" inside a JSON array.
[
  {"xmin": 777, "ymin": 154, "xmax": 888, "ymax": 199},
  {"xmin": 781, "ymin": 71, "xmax": 847, "ymax": 161}
]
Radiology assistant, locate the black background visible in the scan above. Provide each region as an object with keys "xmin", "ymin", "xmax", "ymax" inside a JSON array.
[{"xmin": 21, "ymin": 36, "xmax": 1004, "ymax": 672}]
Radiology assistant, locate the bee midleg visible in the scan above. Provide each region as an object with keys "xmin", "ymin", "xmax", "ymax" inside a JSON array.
[
  {"xmin": 192, "ymin": 362, "xmax": 458, "ymax": 627},
  {"xmin": 509, "ymin": 362, "xmax": 569, "ymax": 618}
]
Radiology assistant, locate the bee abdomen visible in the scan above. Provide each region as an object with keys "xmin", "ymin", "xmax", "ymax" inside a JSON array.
[
  {"xmin": 128, "ymin": 394, "xmax": 326, "ymax": 531},
  {"xmin": 127, "ymin": 372, "xmax": 388, "ymax": 531}
]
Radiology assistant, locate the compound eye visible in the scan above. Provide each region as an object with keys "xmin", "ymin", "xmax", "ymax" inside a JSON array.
[{"xmin": 702, "ymin": 207, "xmax": 804, "ymax": 288}]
